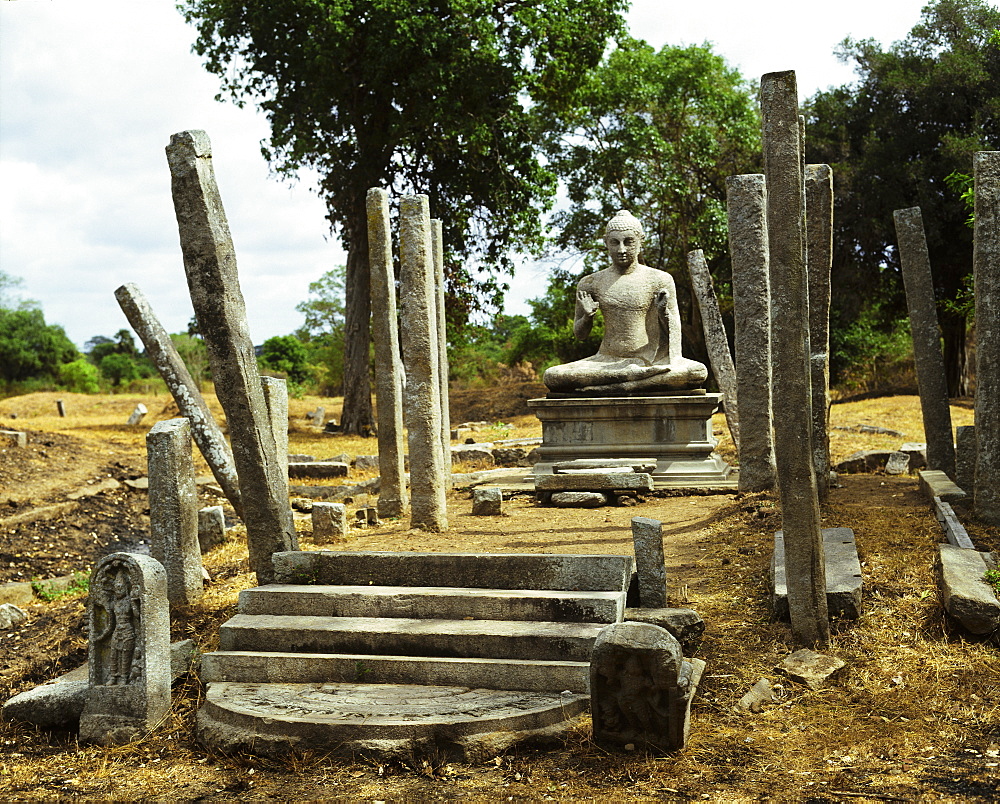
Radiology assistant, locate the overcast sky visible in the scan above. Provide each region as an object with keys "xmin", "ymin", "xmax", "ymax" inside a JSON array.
[{"xmin": 0, "ymin": 0, "xmax": 957, "ymax": 350}]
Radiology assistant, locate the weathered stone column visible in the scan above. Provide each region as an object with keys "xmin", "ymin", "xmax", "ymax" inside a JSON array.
[
  {"xmin": 687, "ymin": 249, "xmax": 739, "ymax": 449},
  {"xmin": 806, "ymin": 164, "xmax": 833, "ymax": 498},
  {"xmin": 400, "ymin": 194, "xmax": 448, "ymax": 531},
  {"xmin": 727, "ymin": 174, "xmax": 776, "ymax": 492},
  {"xmin": 79, "ymin": 553, "xmax": 170, "ymax": 745},
  {"xmin": 146, "ymin": 418, "xmax": 203, "ymax": 605},
  {"xmin": 761, "ymin": 71, "xmax": 828, "ymax": 646},
  {"xmin": 166, "ymin": 129, "xmax": 297, "ymax": 584},
  {"xmin": 115, "ymin": 283, "xmax": 243, "ymax": 519},
  {"xmin": 367, "ymin": 188, "xmax": 408, "ymax": 519},
  {"xmin": 974, "ymin": 151, "xmax": 1000, "ymax": 524},
  {"xmin": 261, "ymin": 376, "xmax": 290, "ymax": 503},
  {"xmin": 893, "ymin": 206, "xmax": 957, "ymax": 478},
  {"xmin": 631, "ymin": 516, "xmax": 668, "ymax": 608},
  {"xmin": 432, "ymin": 219, "xmax": 453, "ymax": 469}
]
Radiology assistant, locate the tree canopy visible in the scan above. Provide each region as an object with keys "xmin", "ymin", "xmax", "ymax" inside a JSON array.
[
  {"xmin": 805, "ymin": 0, "xmax": 1000, "ymax": 394},
  {"xmin": 181, "ymin": 0, "xmax": 627, "ymax": 432},
  {"xmin": 0, "ymin": 308, "xmax": 79, "ymax": 385}
]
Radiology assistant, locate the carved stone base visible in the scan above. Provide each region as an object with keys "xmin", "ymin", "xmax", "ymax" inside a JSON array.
[{"xmin": 528, "ymin": 394, "xmax": 736, "ymax": 489}]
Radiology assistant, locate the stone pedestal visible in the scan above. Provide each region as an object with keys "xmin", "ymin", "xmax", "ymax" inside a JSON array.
[{"xmin": 528, "ymin": 394, "xmax": 735, "ymax": 489}]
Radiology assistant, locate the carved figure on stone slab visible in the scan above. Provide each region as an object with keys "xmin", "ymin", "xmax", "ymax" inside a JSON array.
[
  {"xmin": 543, "ymin": 211, "xmax": 708, "ymax": 395},
  {"xmin": 92, "ymin": 561, "xmax": 142, "ymax": 686}
]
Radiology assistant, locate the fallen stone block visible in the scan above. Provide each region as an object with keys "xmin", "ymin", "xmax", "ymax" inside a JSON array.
[
  {"xmin": 0, "ymin": 581, "xmax": 36, "ymax": 607},
  {"xmin": 451, "ymin": 444, "xmax": 495, "ymax": 466},
  {"xmin": 471, "ymin": 487, "xmax": 503, "ymax": 516},
  {"xmin": 776, "ymin": 649, "xmax": 845, "ymax": 690},
  {"xmin": 884, "ymin": 451, "xmax": 910, "ymax": 475},
  {"xmin": 312, "ymin": 502, "xmax": 347, "ymax": 542},
  {"xmin": 288, "ymin": 454, "xmax": 316, "ymax": 463},
  {"xmin": 126, "ymin": 403, "xmax": 148, "ymax": 426},
  {"xmin": 354, "ymin": 455, "xmax": 380, "ymax": 471},
  {"xmin": 919, "ymin": 469, "xmax": 966, "ymax": 503},
  {"xmin": 833, "ymin": 450, "xmax": 893, "ymax": 474},
  {"xmin": 551, "ymin": 491, "xmax": 608, "ymax": 508},
  {"xmin": 0, "ymin": 603, "xmax": 28, "ymax": 629},
  {"xmin": 771, "ymin": 527, "xmax": 863, "ymax": 621},
  {"xmin": 536, "ymin": 472, "xmax": 654, "ymax": 493},
  {"xmin": 553, "ymin": 459, "xmax": 657, "ymax": 474},
  {"xmin": 355, "ymin": 507, "xmax": 379, "ymax": 527},
  {"xmin": 899, "ymin": 442, "xmax": 927, "ymax": 470},
  {"xmin": 735, "ymin": 678, "xmax": 775, "ymax": 713},
  {"xmin": 492, "ymin": 447, "xmax": 530, "ymax": 467},
  {"xmin": 933, "ymin": 498, "xmax": 975, "ymax": 550},
  {"xmin": 198, "ymin": 505, "xmax": 228, "ymax": 553},
  {"xmin": 288, "ymin": 461, "xmax": 349, "ymax": 479},
  {"xmin": 0, "ymin": 429, "xmax": 26, "ymax": 448},
  {"xmin": 622, "ymin": 607, "xmax": 705, "ymax": 655},
  {"xmin": 938, "ymin": 544, "xmax": 1000, "ymax": 635}
]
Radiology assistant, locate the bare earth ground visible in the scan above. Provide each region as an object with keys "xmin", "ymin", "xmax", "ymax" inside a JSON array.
[{"xmin": 0, "ymin": 389, "xmax": 997, "ymax": 802}]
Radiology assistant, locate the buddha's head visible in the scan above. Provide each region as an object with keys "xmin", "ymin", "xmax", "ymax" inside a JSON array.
[{"xmin": 604, "ymin": 210, "xmax": 643, "ymax": 270}]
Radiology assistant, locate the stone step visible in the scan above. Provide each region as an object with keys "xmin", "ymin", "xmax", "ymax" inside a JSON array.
[
  {"xmin": 218, "ymin": 614, "xmax": 606, "ymax": 662},
  {"xmin": 272, "ymin": 551, "xmax": 633, "ymax": 593},
  {"xmin": 201, "ymin": 650, "xmax": 590, "ymax": 693},
  {"xmin": 197, "ymin": 681, "xmax": 589, "ymax": 761},
  {"xmin": 238, "ymin": 584, "xmax": 625, "ymax": 623}
]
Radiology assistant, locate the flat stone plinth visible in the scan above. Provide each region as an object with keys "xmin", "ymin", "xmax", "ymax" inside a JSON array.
[
  {"xmin": 939, "ymin": 545, "xmax": 1000, "ymax": 635},
  {"xmin": 771, "ymin": 528, "xmax": 863, "ymax": 621},
  {"xmin": 528, "ymin": 394, "xmax": 736, "ymax": 489},
  {"xmin": 197, "ymin": 681, "xmax": 588, "ymax": 761}
]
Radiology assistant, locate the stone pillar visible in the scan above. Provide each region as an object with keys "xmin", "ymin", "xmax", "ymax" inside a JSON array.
[
  {"xmin": 955, "ymin": 425, "xmax": 976, "ymax": 493},
  {"xmin": 198, "ymin": 505, "xmax": 227, "ymax": 553},
  {"xmin": 261, "ymin": 376, "xmax": 290, "ymax": 502},
  {"xmin": 79, "ymin": 552, "xmax": 170, "ymax": 745},
  {"xmin": 686, "ymin": 249, "xmax": 739, "ymax": 449},
  {"xmin": 127, "ymin": 404, "xmax": 148, "ymax": 426},
  {"xmin": 312, "ymin": 502, "xmax": 347, "ymax": 543},
  {"xmin": 56, "ymin": 399, "xmax": 66, "ymax": 417},
  {"xmin": 974, "ymin": 151, "xmax": 1000, "ymax": 524},
  {"xmin": 761, "ymin": 71, "xmax": 829, "ymax": 646},
  {"xmin": 367, "ymin": 188, "xmax": 408, "ymax": 519},
  {"xmin": 115, "ymin": 282, "xmax": 243, "ymax": 519},
  {"xmin": 166, "ymin": 130, "xmax": 297, "ymax": 585},
  {"xmin": 146, "ymin": 418, "xmax": 203, "ymax": 605},
  {"xmin": 727, "ymin": 174, "xmax": 776, "ymax": 492},
  {"xmin": 400, "ymin": 194, "xmax": 448, "ymax": 532},
  {"xmin": 806, "ymin": 164, "xmax": 833, "ymax": 498},
  {"xmin": 432, "ymin": 219, "xmax": 452, "ymax": 468},
  {"xmin": 631, "ymin": 516, "xmax": 668, "ymax": 608},
  {"xmin": 893, "ymin": 206, "xmax": 957, "ymax": 478}
]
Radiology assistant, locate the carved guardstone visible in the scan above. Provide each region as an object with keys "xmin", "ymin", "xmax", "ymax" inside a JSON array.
[
  {"xmin": 79, "ymin": 553, "xmax": 170, "ymax": 745},
  {"xmin": 590, "ymin": 621, "xmax": 705, "ymax": 752},
  {"xmin": 529, "ymin": 394, "xmax": 735, "ymax": 488}
]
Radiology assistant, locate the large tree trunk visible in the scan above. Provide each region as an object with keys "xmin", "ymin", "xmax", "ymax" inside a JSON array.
[
  {"xmin": 340, "ymin": 209, "xmax": 375, "ymax": 435},
  {"xmin": 941, "ymin": 311, "xmax": 971, "ymax": 398}
]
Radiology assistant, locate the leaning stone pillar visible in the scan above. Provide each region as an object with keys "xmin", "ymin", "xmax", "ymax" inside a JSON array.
[
  {"xmin": 146, "ymin": 418, "xmax": 203, "ymax": 605},
  {"xmin": 805, "ymin": 165, "xmax": 833, "ymax": 498},
  {"xmin": 973, "ymin": 151, "xmax": 1000, "ymax": 525},
  {"xmin": 432, "ymin": 219, "xmax": 453, "ymax": 469},
  {"xmin": 367, "ymin": 188, "xmax": 408, "ymax": 519},
  {"xmin": 761, "ymin": 71, "xmax": 828, "ymax": 646},
  {"xmin": 400, "ymin": 195, "xmax": 448, "ymax": 531},
  {"xmin": 261, "ymin": 376, "xmax": 290, "ymax": 501},
  {"xmin": 893, "ymin": 206, "xmax": 957, "ymax": 478},
  {"xmin": 687, "ymin": 249, "xmax": 739, "ymax": 449},
  {"xmin": 166, "ymin": 129, "xmax": 297, "ymax": 584},
  {"xmin": 727, "ymin": 175, "xmax": 776, "ymax": 492},
  {"xmin": 115, "ymin": 283, "xmax": 243, "ymax": 519},
  {"xmin": 79, "ymin": 553, "xmax": 170, "ymax": 745}
]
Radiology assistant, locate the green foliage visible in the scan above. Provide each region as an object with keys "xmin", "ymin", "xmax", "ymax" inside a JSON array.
[
  {"xmin": 985, "ymin": 567, "xmax": 1000, "ymax": 595},
  {"xmin": 86, "ymin": 329, "xmax": 155, "ymax": 388},
  {"xmin": 0, "ymin": 308, "xmax": 79, "ymax": 384},
  {"xmin": 446, "ymin": 315, "xmax": 529, "ymax": 384},
  {"xmin": 944, "ymin": 171, "xmax": 976, "ymax": 227},
  {"xmin": 98, "ymin": 353, "xmax": 141, "ymax": 387},
  {"xmin": 259, "ymin": 334, "xmax": 310, "ymax": 383},
  {"xmin": 295, "ymin": 267, "xmax": 347, "ymax": 393},
  {"xmin": 58, "ymin": 358, "xmax": 100, "ymax": 394},
  {"xmin": 806, "ymin": 0, "xmax": 1000, "ymax": 394},
  {"xmin": 830, "ymin": 301, "xmax": 914, "ymax": 394},
  {"xmin": 32, "ymin": 572, "xmax": 90, "ymax": 602},
  {"xmin": 0, "ymin": 271, "xmax": 30, "ymax": 311},
  {"xmin": 170, "ymin": 332, "xmax": 211, "ymax": 389}
]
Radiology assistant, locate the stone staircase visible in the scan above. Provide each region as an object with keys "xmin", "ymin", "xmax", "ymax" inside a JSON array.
[{"xmin": 197, "ymin": 551, "xmax": 633, "ymax": 760}]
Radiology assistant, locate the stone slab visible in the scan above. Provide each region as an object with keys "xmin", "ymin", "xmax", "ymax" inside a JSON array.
[
  {"xmin": 771, "ymin": 528, "xmax": 863, "ymax": 621},
  {"xmin": 201, "ymin": 651, "xmax": 590, "ymax": 693},
  {"xmin": 899, "ymin": 442, "xmax": 927, "ymax": 470},
  {"xmin": 288, "ymin": 462, "xmax": 349, "ymax": 479},
  {"xmin": 834, "ymin": 450, "xmax": 893, "ymax": 474},
  {"xmin": 885, "ymin": 451, "xmax": 911, "ymax": 475},
  {"xmin": 550, "ymin": 491, "xmax": 608, "ymax": 508},
  {"xmin": 919, "ymin": 469, "xmax": 967, "ymax": 503},
  {"xmin": 271, "ymin": 551, "xmax": 633, "ymax": 593},
  {"xmin": 553, "ymin": 459, "xmax": 657, "ymax": 474},
  {"xmin": 535, "ymin": 472, "xmax": 653, "ymax": 492},
  {"xmin": 933, "ymin": 498, "xmax": 976, "ymax": 550},
  {"xmin": 622, "ymin": 608, "xmax": 705, "ymax": 655},
  {"xmin": 938, "ymin": 544, "xmax": 1000, "ymax": 635},
  {"xmin": 238, "ymin": 584, "xmax": 624, "ymax": 624},
  {"xmin": 0, "ymin": 429, "xmax": 26, "ymax": 448},
  {"xmin": 0, "ymin": 581, "xmax": 35, "ymax": 607},
  {"xmin": 471, "ymin": 487, "xmax": 502, "ymax": 516},
  {"xmin": 197, "ymin": 681, "xmax": 588, "ymax": 761},
  {"xmin": 776, "ymin": 649, "xmax": 845, "ymax": 690}
]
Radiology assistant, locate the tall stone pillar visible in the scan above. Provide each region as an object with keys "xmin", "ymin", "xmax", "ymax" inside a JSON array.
[
  {"xmin": 367, "ymin": 188, "xmax": 408, "ymax": 519},
  {"xmin": 973, "ymin": 151, "xmax": 1000, "ymax": 525},
  {"xmin": 727, "ymin": 174, "xmax": 776, "ymax": 492},
  {"xmin": 687, "ymin": 249, "xmax": 739, "ymax": 449},
  {"xmin": 115, "ymin": 283, "xmax": 243, "ymax": 519},
  {"xmin": 166, "ymin": 129, "xmax": 297, "ymax": 584},
  {"xmin": 261, "ymin": 376, "xmax": 290, "ymax": 503},
  {"xmin": 893, "ymin": 206, "xmax": 957, "ymax": 478},
  {"xmin": 761, "ymin": 71, "xmax": 828, "ymax": 646},
  {"xmin": 146, "ymin": 418, "xmax": 203, "ymax": 605},
  {"xmin": 805, "ymin": 165, "xmax": 833, "ymax": 498},
  {"xmin": 400, "ymin": 195, "xmax": 448, "ymax": 531},
  {"xmin": 432, "ymin": 219, "xmax": 453, "ymax": 468}
]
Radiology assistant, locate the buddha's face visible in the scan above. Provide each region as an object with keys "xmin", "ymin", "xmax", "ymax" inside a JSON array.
[{"xmin": 605, "ymin": 228, "xmax": 641, "ymax": 270}]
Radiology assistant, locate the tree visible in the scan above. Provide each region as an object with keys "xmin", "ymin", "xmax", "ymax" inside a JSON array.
[
  {"xmin": 806, "ymin": 0, "xmax": 1000, "ymax": 395},
  {"xmin": 99, "ymin": 353, "xmax": 141, "ymax": 387},
  {"xmin": 259, "ymin": 334, "xmax": 310, "ymax": 384},
  {"xmin": 87, "ymin": 328, "xmax": 153, "ymax": 387},
  {"xmin": 58, "ymin": 359, "xmax": 101, "ymax": 394},
  {"xmin": 0, "ymin": 308, "xmax": 79, "ymax": 384},
  {"xmin": 0, "ymin": 271, "xmax": 30, "ymax": 311},
  {"xmin": 295, "ymin": 267, "xmax": 347, "ymax": 394},
  {"xmin": 180, "ymin": 0, "xmax": 627, "ymax": 434},
  {"xmin": 171, "ymin": 332, "xmax": 211, "ymax": 390},
  {"xmin": 539, "ymin": 38, "xmax": 761, "ymax": 365}
]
